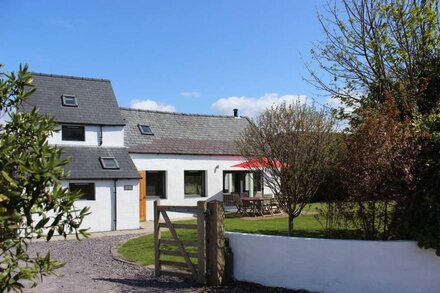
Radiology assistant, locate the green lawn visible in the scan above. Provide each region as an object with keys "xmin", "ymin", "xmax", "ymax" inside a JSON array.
[{"xmin": 118, "ymin": 203, "xmax": 358, "ymax": 266}]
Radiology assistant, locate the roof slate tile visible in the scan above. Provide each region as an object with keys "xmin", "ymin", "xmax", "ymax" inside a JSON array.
[
  {"xmin": 120, "ymin": 108, "xmax": 251, "ymax": 155},
  {"xmin": 22, "ymin": 73, "xmax": 125, "ymax": 126},
  {"xmin": 61, "ymin": 146, "xmax": 140, "ymax": 180}
]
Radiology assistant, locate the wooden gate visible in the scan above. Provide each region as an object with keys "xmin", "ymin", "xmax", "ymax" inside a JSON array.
[{"xmin": 154, "ymin": 200, "xmax": 225, "ymax": 285}]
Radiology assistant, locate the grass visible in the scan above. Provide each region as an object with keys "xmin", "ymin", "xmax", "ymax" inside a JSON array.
[{"xmin": 118, "ymin": 203, "xmax": 359, "ymax": 266}]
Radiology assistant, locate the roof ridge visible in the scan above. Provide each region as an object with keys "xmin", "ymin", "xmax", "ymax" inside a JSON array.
[
  {"xmin": 31, "ymin": 72, "xmax": 110, "ymax": 82},
  {"xmin": 119, "ymin": 107, "xmax": 242, "ymax": 119},
  {"xmin": 60, "ymin": 145, "xmax": 129, "ymax": 149}
]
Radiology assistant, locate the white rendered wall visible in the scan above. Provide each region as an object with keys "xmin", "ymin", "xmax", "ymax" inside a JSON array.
[
  {"xmin": 63, "ymin": 179, "xmax": 139, "ymax": 232},
  {"xmin": 226, "ymin": 232, "xmax": 440, "ymax": 293},
  {"xmin": 116, "ymin": 179, "xmax": 139, "ymax": 230},
  {"xmin": 49, "ymin": 125, "xmax": 124, "ymax": 147},
  {"xmin": 131, "ymin": 153, "xmax": 272, "ymax": 221}
]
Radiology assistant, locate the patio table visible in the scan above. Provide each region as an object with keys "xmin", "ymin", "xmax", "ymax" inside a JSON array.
[{"xmin": 240, "ymin": 197, "xmax": 264, "ymax": 216}]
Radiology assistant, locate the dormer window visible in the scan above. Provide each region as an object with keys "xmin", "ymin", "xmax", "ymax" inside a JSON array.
[
  {"xmin": 138, "ymin": 124, "xmax": 153, "ymax": 135},
  {"xmin": 99, "ymin": 157, "xmax": 120, "ymax": 169},
  {"xmin": 62, "ymin": 125, "xmax": 85, "ymax": 141},
  {"xmin": 62, "ymin": 95, "xmax": 78, "ymax": 107}
]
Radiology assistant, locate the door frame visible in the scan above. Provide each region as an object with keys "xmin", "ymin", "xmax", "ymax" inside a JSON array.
[{"xmin": 139, "ymin": 171, "xmax": 146, "ymax": 221}]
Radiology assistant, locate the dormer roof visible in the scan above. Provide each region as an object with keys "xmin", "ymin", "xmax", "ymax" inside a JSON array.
[{"xmin": 22, "ymin": 73, "xmax": 125, "ymax": 126}]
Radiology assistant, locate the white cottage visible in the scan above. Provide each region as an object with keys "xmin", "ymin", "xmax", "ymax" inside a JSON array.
[
  {"xmin": 23, "ymin": 72, "xmax": 268, "ymax": 230},
  {"xmin": 23, "ymin": 73, "xmax": 140, "ymax": 232},
  {"xmin": 121, "ymin": 108, "xmax": 268, "ymax": 221}
]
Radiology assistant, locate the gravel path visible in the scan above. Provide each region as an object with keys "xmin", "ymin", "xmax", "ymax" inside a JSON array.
[{"xmin": 24, "ymin": 234, "xmax": 309, "ymax": 293}]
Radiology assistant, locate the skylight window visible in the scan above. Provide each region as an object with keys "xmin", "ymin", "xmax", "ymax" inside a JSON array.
[
  {"xmin": 62, "ymin": 95, "xmax": 78, "ymax": 107},
  {"xmin": 99, "ymin": 157, "xmax": 120, "ymax": 169},
  {"xmin": 138, "ymin": 124, "xmax": 153, "ymax": 135}
]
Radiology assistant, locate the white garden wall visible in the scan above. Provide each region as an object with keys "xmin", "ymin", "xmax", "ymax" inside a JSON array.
[
  {"xmin": 131, "ymin": 153, "xmax": 272, "ymax": 221},
  {"xmin": 63, "ymin": 179, "xmax": 139, "ymax": 232},
  {"xmin": 226, "ymin": 232, "xmax": 440, "ymax": 293}
]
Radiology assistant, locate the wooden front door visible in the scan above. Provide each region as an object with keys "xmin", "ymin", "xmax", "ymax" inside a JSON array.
[{"xmin": 139, "ymin": 171, "xmax": 146, "ymax": 222}]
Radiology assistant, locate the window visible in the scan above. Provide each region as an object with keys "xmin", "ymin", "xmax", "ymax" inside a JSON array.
[
  {"xmin": 69, "ymin": 182, "xmax": 95, "ymax": 200},
  {"xmin": 253, "ymin": 171, "xmax": 263, "ymax": 192},
  {"xmin": 62, "ymin": 95, "xmax": 78, "ymax": 107},
  {"xmin": 184, "ymin": 171, "xmax": 206, "ymax": 197},
  {"xmin": 62, "ymin": 125, "xmax": 85, "ymax": 141},
  {"xmin": 99, "ymin": 157, "xmax": 120, "ymax": 169},
  {"xmin": 138, "ymin": 124, "xmax": 153, "ymax": 135},
  {"xmin": 146, "ymin": 171, "xmax": 166, "ymax": 199}
]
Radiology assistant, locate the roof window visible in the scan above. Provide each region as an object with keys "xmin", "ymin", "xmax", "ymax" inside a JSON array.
[
  {"xmin": 138, "ymin": 124, "xmax": 153, "ymax": 135},
  {"xmin": 62, "ymin": 95, "xmax": 78, "ymax": 107},
  {"xmin": 99, "ymin": 157, "xmax": 120, "ymax": 169}
]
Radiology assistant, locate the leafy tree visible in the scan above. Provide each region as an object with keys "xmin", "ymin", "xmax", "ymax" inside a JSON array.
[
  {"xmin": 308, "ymin": 0, "xmax": 440, "ymax": 118},
  {"xmin": 237, "ymin": 101, "xmax": 337, "ymax": 236},
  {"xmin": 0, "ymin": 65, "xmax": 89, "ymax": 292},
  {"xmin": 398, "ymin": 111, "xmax": 440, "ymax": 254},
  {"xmin": 340, "ymin": 97, "xmax": 418, "ymax": 239},
  {"xmin": 308, "ymin": 0, "xmax": 440, "ymax": 246}
]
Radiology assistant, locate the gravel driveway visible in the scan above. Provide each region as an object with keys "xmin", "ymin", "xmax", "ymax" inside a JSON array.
[{"xmin": 24, "ymin": 234, "xmax": 309, "ymax": 293}]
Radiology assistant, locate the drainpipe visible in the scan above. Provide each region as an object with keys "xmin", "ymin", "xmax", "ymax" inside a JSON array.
[
  {"xmin": 113, "ymin": 179, "xmax": 117, "ymax": 231},
  {"xmin": 99, "ymin": 125, "xmax": 103, "ymax": 146}
]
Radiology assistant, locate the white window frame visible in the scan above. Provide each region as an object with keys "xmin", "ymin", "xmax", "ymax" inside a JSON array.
[{"xmin": 61, "ymin": 94, "xmax": 78, "ymax": 107}]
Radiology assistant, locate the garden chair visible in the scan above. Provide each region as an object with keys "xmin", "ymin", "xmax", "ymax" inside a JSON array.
[
  {"xmin": 271, "ymin": 198, "xmax": 282, "ymax": 214},
  {"xmin": 261, "ymin": 194, "xmax": 274, "ymax": 215},
  {"xmin": 264, "ymin": 194, "xmax": 281, "ymax": 214},
  {"xmin": 233, "ymin": 193, "xmax": 249, "ymax": 217}
]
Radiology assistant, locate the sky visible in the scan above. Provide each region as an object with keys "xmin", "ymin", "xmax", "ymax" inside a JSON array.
[{"xmin": 1, "ymin": 0, "xmax": 332, "ymax": 117}]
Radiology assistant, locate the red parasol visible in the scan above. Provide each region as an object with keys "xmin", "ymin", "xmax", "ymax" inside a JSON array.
[{"xmin": 231, "ymin": 158, "xmax": 284, "ymax": 169}]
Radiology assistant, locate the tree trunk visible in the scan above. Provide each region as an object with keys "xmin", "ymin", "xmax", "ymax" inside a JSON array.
[{"xmin": 288, "ymin": 214, "xmax": 294, "ymax": 236}]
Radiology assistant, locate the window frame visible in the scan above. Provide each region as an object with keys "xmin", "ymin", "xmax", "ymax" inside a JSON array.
[
  {"xmin": 138, "ymin": 124, "xmax": 154, "ymax": 135},
  {"xmin": 61, "ymin": 95, "xmax": 78, "ymax": 107},
  {"xmin": 99, "ymin": 157, "xmax": 120, "ymax": 169},
  {"xmin": 61, "ymin": 125, "xmax": 85, "ymax": 141},
  {"xmin": 184, "ymin": 170, "xmax": 206, "ymax": 198},
  {"xmin": 69, "ymin": 182, "xmax": 95, "ymax": 201},
  {"xmin": 145, "ymin": 170, "xmax": 167, "ymax": 199}
]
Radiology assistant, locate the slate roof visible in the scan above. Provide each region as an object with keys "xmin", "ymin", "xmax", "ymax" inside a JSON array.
[
  {"xmin": 120, "ymin": 108, "xmax": 251, "ymax": 155},
  {"xmin": 61, "ymin": 147, "xmax": 140, "ymax": 180},
  {"xmin": 22, "ymin": 73, "xmax": 125, "ymax": 125}
]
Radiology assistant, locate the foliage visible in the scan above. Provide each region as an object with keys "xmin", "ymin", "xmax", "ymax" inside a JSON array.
[
  {"xmin": 398, "ymin": 111, "xmax": 440, "ymax": 254},
  {"xmin": 0, "ymin": 65, "xmax": 89, "ymax": 291},
  {"xmin": 308, "ymin": 0, "xmax": 440, "ymax": 118},
  {"xmin": 339, "ymin": 97, "xmax": 419, "ymax": 240},
  {"xmin": 237, "ymin": 101, "xmax": 338, "ymax": 236},
  {"xmin": 312, "ymin": 133, "xmax": 348, "ymax": 203},
  {"xmin": 308, "ymin": 0, "xmax": 440, "ymax": 247}
]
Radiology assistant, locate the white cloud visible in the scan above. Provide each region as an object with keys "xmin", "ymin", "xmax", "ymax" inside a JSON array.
[
  {"xmin": 211, "ymin": 93, "xmax": 307, "ymax": 117},
  {"xmin": 130, "ymin": 99, "xmax": 176, "ymax": 112},
  {"xmin": 180, "ymin": 91, "xmax": 200, "ymax": 98},
  {"xmin": 325, "ymin": 96, "xmax": 356, "ymax": 113}
]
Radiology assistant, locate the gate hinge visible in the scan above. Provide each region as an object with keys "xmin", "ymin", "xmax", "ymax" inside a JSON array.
[{"xmin": 204, "ymin": 208, "xmax": 211, "ymax": 216}]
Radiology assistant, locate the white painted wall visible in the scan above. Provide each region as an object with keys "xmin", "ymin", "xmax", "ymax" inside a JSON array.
[
  {"xmin": 226, "ymin": 232, "xmax": 440, "ymax": 293},
  {"xmin": 131, "ymin": 153, "xmax": 272, "ymax": 220},
  {"xmin": 49, "ymin": 125, "xmax": 124, "ymax": 147},
  {"xmin": 101, "ymin": 126, "xmax": 124, "ymax": 147},
  {"xmin": 63, "ymin": 179, "xmax": 139, "ymax": 232},
  {"xmin": 115, "ymin": 179, "xmax": 139, "ymax": 230}
]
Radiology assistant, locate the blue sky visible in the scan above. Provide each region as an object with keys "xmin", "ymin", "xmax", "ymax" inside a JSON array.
[{"xmin": 1, "ymin": 0, "xmax": 330, "ymax": 117}]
